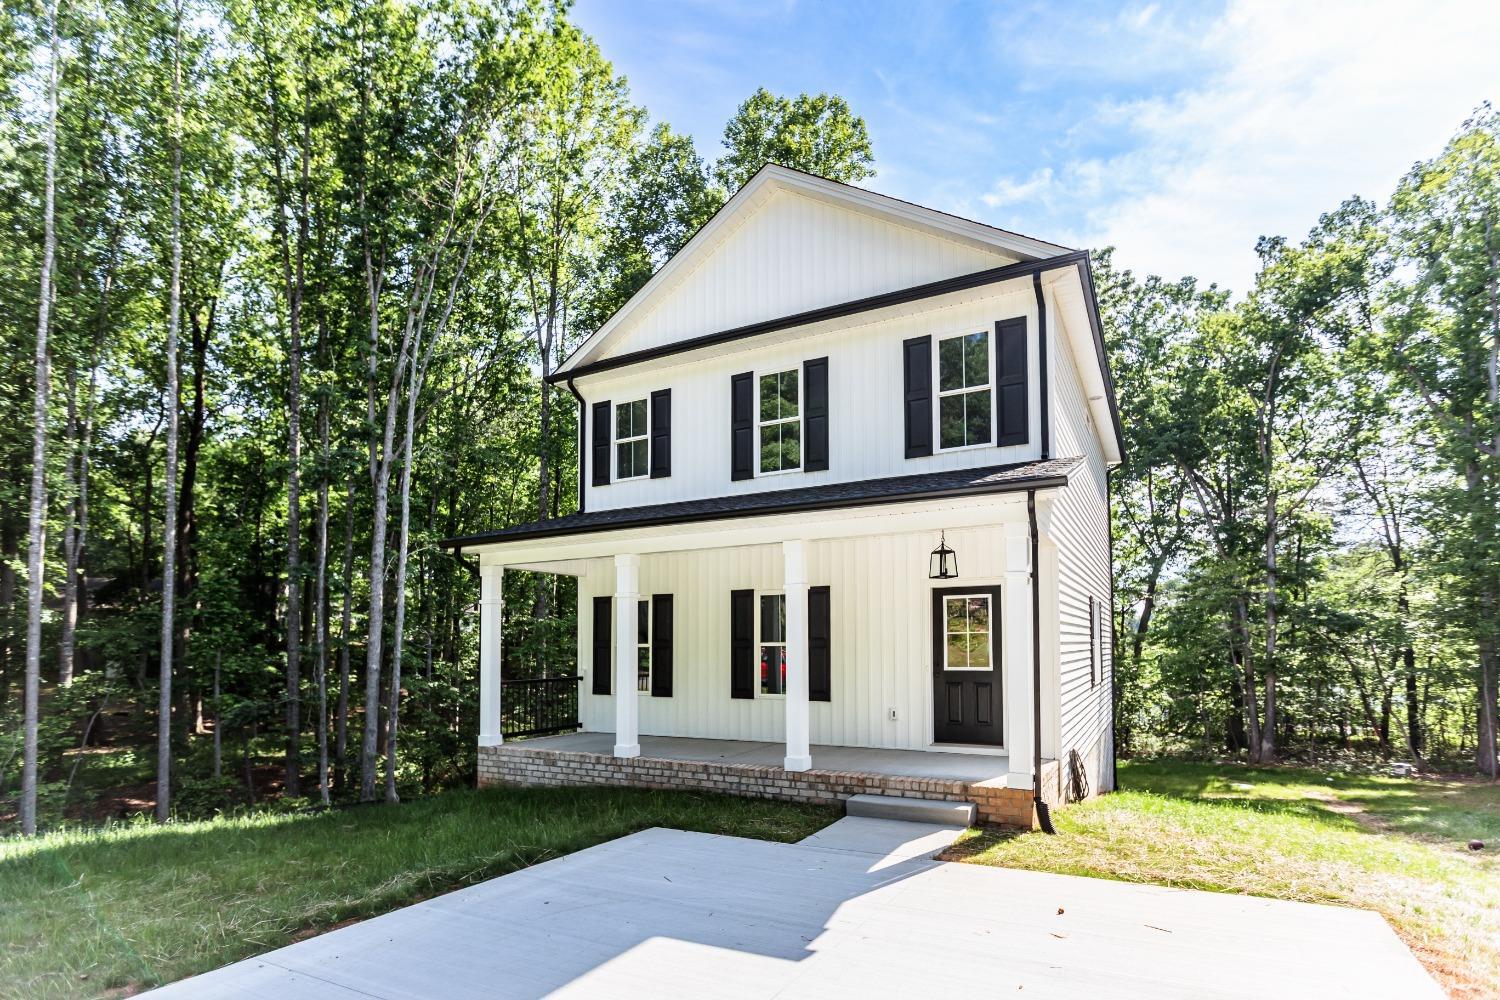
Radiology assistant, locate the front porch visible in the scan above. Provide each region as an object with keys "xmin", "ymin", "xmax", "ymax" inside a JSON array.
[{"xmin": 479, "ymin": 733, "xmax": 1059, "ymax": 828}]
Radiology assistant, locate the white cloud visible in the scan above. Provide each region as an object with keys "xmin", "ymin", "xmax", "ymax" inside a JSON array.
[
  {"xmin": 992, "ymin": 0, "xmax": 1500, "ymax": 293},
  {"xmin": 980, "ymin": 168, "xmax": 1056, "ymax": 209}
]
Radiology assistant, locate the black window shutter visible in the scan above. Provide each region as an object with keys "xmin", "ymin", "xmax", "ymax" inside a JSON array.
[
  {"xmin": 803, "ymin": 357, "xmax": 829, "ymax": 472},
  {"xmin": 649, "ymin": 389, "xmax": 672, "ymax": 479},
  {"xmin": 651, "ymin": 594, "xmax": 673, "ymax": 697},
  {"xmin": 730, "ymin": 372, "xmax": 754, "ymax": 481},
  {"xmin": 591, "ymin": 595, "xmax": 611, "ymax": 695},
  {"xmin": 903, "ymin": 336, "xmax": 932, "ymax": 458},
  {"xmin": 591, "ymin": 400, "xmax": 612, "ymax": 486},
  {"xmin": 730, "ymin": 589, "xmax": 754, "ymax": 698},
  {"xmin": 809, "ymin": 585, "xmax": 831, "ymax": 702},
  {"xmin": 996, "ymin": 318, "xmax": 1029, "ymax": 447}
]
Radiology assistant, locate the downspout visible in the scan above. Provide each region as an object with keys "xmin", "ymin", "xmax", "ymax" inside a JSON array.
[
  {"xmin": 1029, "ymin": 489, "xmax": 1056, "ymax": 834},
  {"xmin": 1033, "ymin": 273, "xmax": 1051, "ymax": 462},
  {"xmin": 566, "ymin": 378, "xmax": 585, "ymax": 514},
  {"xmin": 1107, "ymin": 464, "xmax": 1118, "ymax": 794}
]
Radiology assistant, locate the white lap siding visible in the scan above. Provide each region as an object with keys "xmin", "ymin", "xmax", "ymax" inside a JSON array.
[
  {"xmin": 1048, "ymin": 307, "xmax": 1115, "ymax": 796},
  {"xmin": 575, "ymin": 518, "xmax": 1026, "ymax": 753}
]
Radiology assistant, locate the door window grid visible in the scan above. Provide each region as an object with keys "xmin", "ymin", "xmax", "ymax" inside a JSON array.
[
  {"xmin": 943, "ymin": 594, "xmax": 992, "ymax": 670},
  {"xmin": 937, "ymin": 331, "xmax": 992, "ymax": 450},
  {"xmin": 615, "ymin": 399, "xmax": 648, "ymax": 479},
  {"xmin": 636, "ymin": 599, "xmax": 651, "ymax": 692},
  {"xmin": 758, "ymin": 370, "xmax": 800, "ymax": 473},
  {"xmin": 759, "ymin": 592, "xmax": 787, "ymax": 696}
]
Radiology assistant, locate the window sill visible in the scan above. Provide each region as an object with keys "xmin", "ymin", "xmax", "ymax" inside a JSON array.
[
  {"xmin": 935, "ymin": 440, "xmax": 995, "ymax": 454},
  {"xmin": 756, "ymin": 467, "xmax": 802, "ymax": 478}
]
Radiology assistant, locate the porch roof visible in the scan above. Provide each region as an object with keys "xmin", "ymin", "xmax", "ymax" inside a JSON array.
[{"xmin": 441, "ymin": 456, "xmax": 1079, "ymax": 552}]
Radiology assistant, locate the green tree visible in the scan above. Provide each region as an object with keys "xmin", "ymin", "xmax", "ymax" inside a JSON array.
[
  {"xmin": 1381, "ymin": 106, "xmax": 1500, "ymax": 776},
  {"xmin": 714, "ymin": 87, "xmax": 874, "ymax": 193}
]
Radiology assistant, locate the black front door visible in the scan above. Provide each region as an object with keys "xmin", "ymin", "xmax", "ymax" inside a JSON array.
[{"xmin": 932, "ymin": 586, "xmax": 1003, "ymax": 745}]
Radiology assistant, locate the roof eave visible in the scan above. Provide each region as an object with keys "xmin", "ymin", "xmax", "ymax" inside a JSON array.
[{"xmin": 441, "ymin": 470, "xmax": 1074, "ymax": 552}]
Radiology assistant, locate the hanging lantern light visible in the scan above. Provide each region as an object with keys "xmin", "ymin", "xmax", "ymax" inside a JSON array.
[{"xmin": 929, "ymin": 531, "xmax": 958, "ymax": 580}]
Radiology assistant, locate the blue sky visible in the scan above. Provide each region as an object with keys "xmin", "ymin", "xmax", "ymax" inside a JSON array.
[{"xmin": 573, "ymin": 0, "xmax": 1498, "ymax": 294}]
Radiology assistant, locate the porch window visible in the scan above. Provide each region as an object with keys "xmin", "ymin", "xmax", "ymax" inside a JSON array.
[
  {"xmin": 937, "ymin": 331, "xmax": 991, "ymax": 449},
  {"xmin": 758, "ymin": 370, "xmax": 800, "ymax": 473},
  {"xmin": 759, "ymin": 593, "xmax": 787, "ymax": 695},
  {"xmin": 637, "ymin": 599, "xmax": 651, "ymax": 692},
  {"xmin": 616, "ymin": 399, "xmax": 648, "ymax": 479},
  {"xmin": 942, "ymin": 593, "xmax": 992, "ymax": 670}
]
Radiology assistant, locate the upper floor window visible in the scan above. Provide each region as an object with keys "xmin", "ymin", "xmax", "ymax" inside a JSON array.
[
  {"xmin": 616, "ymin": 399, "xmax": 648, "ymax": 479},
  {"xmin": 937, "ymin": 331, "xmax": 991, "ymax": 450},
  {"xmin": 759, "ymin": 370, "xmax": 800, "ymax": 473}
]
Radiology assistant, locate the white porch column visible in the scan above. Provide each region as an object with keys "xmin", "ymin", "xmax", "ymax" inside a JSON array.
[
  {"xmin": 613, "ymin": 553, "xmax": 641, "ymax": 758},
  {"xmin": 478, "ymin": 564, "xmax": 504, "ymax": 747},
  {"xmin": 1003, "ymin": 522, "xmax": 1034, "ymax": 791},
  {"xmin": 783, "ymin": 539, "xmax": 812, "ymax": 772}
]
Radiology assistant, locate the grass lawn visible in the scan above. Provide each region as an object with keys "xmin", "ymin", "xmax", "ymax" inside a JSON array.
[
  {"xmin": 944, "ymin": 760, "xmax": 1500, "ymax": 1000},
  {"xmin": 0, "ymin": 785, "xmax": 836, "ymax": 999}
]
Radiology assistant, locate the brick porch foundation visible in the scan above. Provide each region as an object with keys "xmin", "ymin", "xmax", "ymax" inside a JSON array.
[{"xmin": 479, "ymin": 743, "xmax": 1061, "ymax": 829}]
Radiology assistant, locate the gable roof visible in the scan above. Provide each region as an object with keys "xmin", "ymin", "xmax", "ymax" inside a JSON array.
[{"xmin": 554, "ymin": 163, "xmax": 1074, "ymax": 378}]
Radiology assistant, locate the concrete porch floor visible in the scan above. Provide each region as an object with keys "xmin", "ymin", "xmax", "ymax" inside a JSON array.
[{"xmin": 515, "ymin": 732, "xmax": 1014, "ymax": 784}]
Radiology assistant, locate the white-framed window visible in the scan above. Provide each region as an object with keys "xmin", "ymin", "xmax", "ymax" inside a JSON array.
[
  {"xmin": 942, "ymin": 593, "xmax": 993, "ymax": 670},
  {"xmin": 936, "ymin": 330, "xmax": 992, "ymax": 450},
  {"xmin": 758, "ymin": 592, "xmax": 787, "ymax": 696},
  {"xmin": 758, "ymin": 369, "xmax": 800, "ymax": 474},
  {"xmin": 636, "ymin": 598, "xmax": 651, "ymax": 692},
  {"xmin": 616, "ymin": 399, "xmax": 648, "ymax": 479}
]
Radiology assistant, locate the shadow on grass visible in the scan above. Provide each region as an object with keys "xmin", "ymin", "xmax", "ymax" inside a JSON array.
[{"xmin": 1117, "ymin": 758, "xmax": 1500, "ymax": 847}]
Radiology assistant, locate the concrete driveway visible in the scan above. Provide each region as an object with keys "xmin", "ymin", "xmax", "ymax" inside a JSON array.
[{"xmin": 149, "ymin": 822, "xmax": 1442, "ymax": 999}]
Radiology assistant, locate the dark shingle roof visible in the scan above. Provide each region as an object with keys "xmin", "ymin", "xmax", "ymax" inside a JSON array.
[{"xmin": 442, "ymin": 457, "xmax": 1081, "ymax": 550}]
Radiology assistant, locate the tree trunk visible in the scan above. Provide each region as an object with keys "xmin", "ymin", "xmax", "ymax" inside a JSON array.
[
  {"xmin": 266, "ymin": 42, "xmax": 313, "ymax": 801},
  {"xmin": 156, "ymin": 3, "xmax": 184, "ymax": 824},
  {"xmin": 212, "ymin": 652, "xmax": 222, "ymax": 780},
  {"xmin": 335, "ymin": 477, "xmax": 354, "ymax": 793},
  {"xmin": 176, "ymin": 300, "xmax": 211, "ymax": 721},
  {"xmin": 59, "ymin": 366, "xmax": 79, "ymax": 687},
  {"xmin": 385, "ymin": 356, "xmax": 421, "ymax": 804},
  {"xmin": 1259, "ymin": 499, "xmax": 1279, "ymax": 765},
  {"xmin": 312, "ymin": 332, "xmax": 331, "ymax": 806},
  {"xmin": 20, "ymin": 2, "xmax": 60, "ymax": 837}
]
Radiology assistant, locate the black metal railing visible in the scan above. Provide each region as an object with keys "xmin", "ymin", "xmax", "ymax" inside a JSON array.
[{"xmin": 502, "ymin": 676, "xmax": 582, "ymax": 739}]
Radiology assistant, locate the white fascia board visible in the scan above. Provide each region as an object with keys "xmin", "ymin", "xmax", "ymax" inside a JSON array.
[{"xmin": 1044, "ymin": 266, "xmax": 1123, "ymax": 466}]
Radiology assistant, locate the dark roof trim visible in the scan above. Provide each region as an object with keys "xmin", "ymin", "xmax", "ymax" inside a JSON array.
[
  {"xmin": 548, "ymin": 249, "xmax": 1091, "ymax": 384},
  {"xmin": 441, "ymin": 459, "xmax": 1079, "ymax": 551}
]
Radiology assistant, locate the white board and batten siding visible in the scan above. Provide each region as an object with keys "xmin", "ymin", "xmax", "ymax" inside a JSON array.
[
  {"xmin": 576, "ymin": 517, "xmax": 1030, "ymax": 753},
  {"xmin": 1046, "ymin": 288, "xmax": 1116, "ymax": 793},
  {"xmin": 578, "ymin": 279, "xmax": 1043, "ymax": 514}
]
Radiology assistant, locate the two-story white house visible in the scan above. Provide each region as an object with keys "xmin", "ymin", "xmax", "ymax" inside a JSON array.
[{"xmin": 446, "ymin": 164, "xmax": 1122, "ymax": 828}]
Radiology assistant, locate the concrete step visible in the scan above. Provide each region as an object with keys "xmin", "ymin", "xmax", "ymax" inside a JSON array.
[
  {"xmin": 798, "ymin": 816, "xmax": 967, "ymax": 866},
  {"xmin": 845, "ymin": 793, "xmax": 977, "ymax": 826}
]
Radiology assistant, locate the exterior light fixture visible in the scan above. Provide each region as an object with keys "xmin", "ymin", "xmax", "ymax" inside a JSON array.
[{"xmin": 929, "ymin": 531, "xmax": 958, "ymax": 580}]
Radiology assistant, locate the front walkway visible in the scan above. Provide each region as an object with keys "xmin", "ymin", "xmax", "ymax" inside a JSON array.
[{"xmin": 148, "ymin": 825, "xmax": 1442, "ymax": 999}]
